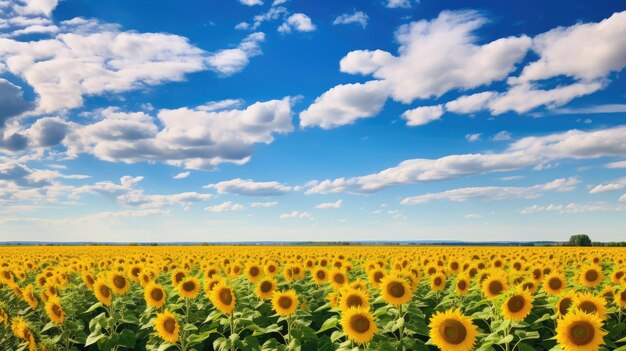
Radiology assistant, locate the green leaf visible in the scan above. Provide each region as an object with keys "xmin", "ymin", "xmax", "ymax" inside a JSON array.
[
  {"xmin": 497, "ymin": 335, "xmax": 514, "ymax": 344},
  {"xmin": 85, "ymin": 332, "xmax": 105, "ymax": 346},
  {"xmin": 317, "ymin": 316, "xmax": 339, "ymax": 334},
  {"xmin": 84, "ymin": 302, "xmax": 103, "ymax": 313},
  {"xmin": 157, "ymin": 342, "xmax": 174, "ymax": 351}
]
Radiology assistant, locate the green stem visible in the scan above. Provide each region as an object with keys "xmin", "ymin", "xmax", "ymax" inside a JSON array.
[
  {"xmin": 398, "ymin": 304, "xmax": 404, "ymax": 349},
  {"xmin": 230, "ymin": 312, "xmax": 236, "ymax": 351}
]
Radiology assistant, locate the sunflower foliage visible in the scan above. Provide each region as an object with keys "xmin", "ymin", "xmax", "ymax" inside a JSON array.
[{"xmin": 0, "ymin": 246, "xmax": 624, "ymax": 351}]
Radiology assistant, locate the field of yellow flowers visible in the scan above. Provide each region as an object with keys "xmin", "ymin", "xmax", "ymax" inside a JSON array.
[{"xmin": 0, "ymin": 245, "xmax": 625, "ymax": 351}]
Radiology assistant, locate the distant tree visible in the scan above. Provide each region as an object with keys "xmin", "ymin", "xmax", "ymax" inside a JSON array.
[{"xmin": 569, "ymin": 234, "xmax": 592, "ymax": 247}]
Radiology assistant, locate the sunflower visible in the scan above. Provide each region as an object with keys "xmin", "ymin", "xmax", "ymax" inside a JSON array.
[
  {"xmin": 255, "ymin": 278, "xmax": 277, "ymax": 300},
  {"xmin": 482, "ymin": 272, "xmax": 509, "ymax": 299},
  {"xmin": 327, "ymin": 291, "xmax": 340, "ymax": 308},
  {"xmin": 93, "ymin": 278, "xmax": 113, "ymax": 306},
  {"xmin": 312, "ymin": 267, "xmax": 328, "ymax": 284},
  {"xmin": 44, "ymin": 295, "xmax": 65, "ymax": 324},
  {"xmin": 108, "ymin": 272, "xmax": 130, "ymax": 295},
  {"xmin": 610, "ymin": 269, "xmax": 624, "ymax": 285},
  {"xmin": 579, "ymin": 266, "xmax": 604, "ymax": 288},
  {"xmin": 380, "ymin": 275, "xmax": 412, "ymax": 305},
  {"xmin": 573, "ymin": 293, "xmax": 606, "ymax": 320},
  {"xmin": 245, "ymin": 263, "xmax": 263, "ymax": 283},
  {"xmin": 81, "ymin": 273, "xmax": 95, "ymax": 289},
  {"xmin": 210, "ymin": 283, "xmax": 236, "ymax": 315},
  {"xmin": 518, "ymin": 280, "xmax": 537, "ymax": 294},
  {"xmin": 368, "ymin": 268, "xmax": 386, "ymax": 288},
  {"xmin": 341, "ymin": 307, "xmax": 378, "ymax": 344},
  {"xmin": 204, "ymin": 276, "xmax": 224, "ymax": 298},
  {"xmin": 543, "ymin": 273, "xmax": 567, "ymax": 296},
  {"xmin": 340, "ymin": 288, "xmax": 370, "ymax": 311},
  {"xmin": 557, "ymin": 291, "xmax": 576, "ymax": 317},
  {"xmin": 272, "ymin": 290, "xmax": 299, "ymax": 316},
  {"xmin": 0, "ymin": 308, "xmax": 8, "ymax": 328},
  {"xmin": 555, "ymin": 309, "xmax": 606, "ymax": 351},
  {"xmin": 144, "ymin": 282, "xmax": 166, "ymax": 309},
  {"xmin": 264, "ymin": 261, "xmax": 279, "ymax": 277},
  {"xmin": 177, "ymin": 277, "xmax": 200, "ymax": 299},
  {"xmin": 502, "ymin": 290, "xmax": 534, "ymax": 321},
  {"xmin": 171, "ymin": 270, "xmax": 186, "ymax": 287},
  {"xmin": 431, "ymin": 273, "xmax": 447, "ymax": 291},
  {"xmin": 22, "ymin": 285, "xmax": 38, "ymax": 309},
  {"xmin": 329, "ymin": 269, "xmax": 348, "ymax": 290},
  {"xmin": 154, "ymin": 310, "xmax": 180, "ymax": 344},
  {"xmin": 455, "ymin": 275, "xmax": 470, "ymax": 295},
  {"xmin": 429, "ymin": 308, "xmax": 478, "ymax": 351}
]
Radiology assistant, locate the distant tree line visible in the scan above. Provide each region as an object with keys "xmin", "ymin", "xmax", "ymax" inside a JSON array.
[{"xmin": 566, "ymin": 234, "xmax": 626, "ymax": 247}]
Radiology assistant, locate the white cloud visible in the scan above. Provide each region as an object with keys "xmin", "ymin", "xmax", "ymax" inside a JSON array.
[
  {"xmin": 605, "ymin": 160, "xmax": 626, "ymax": 169},
  {"xmin": 339, "ymin": 11, "xmax": 531, "ymax": 103},
  {"xmin": 238, "ymin": 0, "xmax": 263, "ymax": 6},
  {"xmin": 299, "ymin": 80, "xmax": 389, "ymax": 129},
  {"xmin": 492, "ymin": 131, "xmax": 512, "ymax": 141},
  {"xmin": 518, "ymin": 11, "xmax": 626, "ymax": 83},
  {"xmin": 0, "ymin": 18, "xmax": 265, "ymax": 113},
  {"xmin": 205, "ymin": 178, "xmax": 294, "ymax": 196},
  {"xmin": 402, "ymin": 105, "xmax": 443, "ymax": 126},
  {"xmin": 552, "ymin": 104, "xmax": 626, "ymax": 115},
  {"xmin": 520, "ymin": 202, "xmax": 626, "ymax": 215},
  {"xmin": 278, "ymin": 13, "xmax": 316, "ymax": 33},
  {"xmin": 385, "ymin": 0, "xmax": 415, "ymax": 9},
  {"xmin": 465, "ymin": 133, "xmax": 481, "ymax": 142},
  {"xmin": 315, "ymin": 199, "xmax": 342, "ymax": 209},
  {"xmin": 333, "ymin": 11, "xmax": 368, "ymax": 28},
  {"xmin": 64, "ymin": 98, "xmax": 293, "ymax": 170},
  {"xmin": 279, "ymin": 210, "xmax": 313, "ymax": 219},
  {"xmin": 205, "ymin": 201, "xmax": 245, "ymax": 212},
  {"xmin": 464, "ymin": 213, "xmax": 482, "ymax": 219},
  {"xmin": 173, "ymin": 172, "xmax": 190, "ymax": 180},
  {"xmin": 445, "ymin": 92, "xmax": 495, "ymax": 114},
  {"xmin": 589, "ymin": 178, "xmax": 626, "ymax": 194},
  {"xmin": 251, "ymin": 201, "xmax": 278, "ymax": 207},
  {"xmin": 401, "ymin": 177, "xmax": 578, "ymax": 204},
  {"xmin": 306, "ymin": 126, "xmax": 626, "ymax": 194}
]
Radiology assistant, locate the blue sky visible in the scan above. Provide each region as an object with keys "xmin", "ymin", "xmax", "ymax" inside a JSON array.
[{"xmin": 1, "ymin": 0, "xmax": 625, "ymax": 242}]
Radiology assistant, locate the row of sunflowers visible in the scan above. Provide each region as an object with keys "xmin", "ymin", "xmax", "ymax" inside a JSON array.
[{"xmin": 0, "ymin": 246, "xmax": 625, "ymax": 351}]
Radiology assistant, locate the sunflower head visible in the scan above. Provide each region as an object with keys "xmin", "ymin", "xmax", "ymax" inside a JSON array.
[
  {"xmin": 44, "ymin": 295, "xmax": 65, "ymax": 324},
  {"xmin": 431, "ymin": 273, "xmax": 446, "ymax": 291},
  {"xmin": 455, "ymin": 275, "xmax": 470, "ymax": 295},
  {"xmin": 579, "ymin": 266, "xmax": 604, "ymax": 288},
  {"xmin": 380, "ymin": 274, "xmax": 412, "ymax": 306},
  {"xmin": 573, "ymin": 293, "xmax": 607, "ymax": 320},
  {"xmin": 210, "ymin": 283, "xmax": 236, "ymax": 315},
  {"xmin": 556, "ymin": 309, "xmax": 607, "ymax": 351},
  {"xmin": 482, "ymin": 272, "xmax": 509, "ymax": 299},
  {"xmin": 502, "ymin": 290, "xmax": 534, "ymax": 321},
  {"xmin": 154, "ymin": 310, "xmax": 179, "ymax": 344},
  {"xmin": 312, "ymin": 267, "xmax": 328, "ymax": 284},
  {"xmin": 271, "ymin": 289, "xmax": 299, "ymax": 316},
  {"xmin": 177, "ymin": 277, "xmax": 200, "ymax": 299},
  {"xmin": 429, "ymin": 308, "xmax": 478, "ymax": 351},
  {"xmin": 108, "ymin": 272, "xmax": 130, "ymax": 295},
  {"xmin": 93, "ymin": 278, "xmax": 112, "ymax": 306},
  {"xmin": 543, "ymin": 273, "xmax": 567, "ymax": 296},
  {"xmin": 255, "ymin": 278, "xmax": 277, "ymax": 300},
  {"xmin": 245, "ymin": 263, "xmax": 263, "ymax": 283},
  {"xmin": 341, "ymin": 307, "xmax": 379, "ymax": 344},
  {"xmin": 339, "ymin": 288, "xmax": 370, "ymax": 311},
  {"xmin": 144, "ymin": 282, "xmax": 166, "ymax": 309},
  {"xmin": 368, "ymin": 268, "xmax": 386, "ymax": 288},
  {"xmin": 329, "ymin": 269, "xmax": 348, "ymax": 289},
  {"xmin": 557, "ymin": 291, "xmax": 576, "ymax": 317}
]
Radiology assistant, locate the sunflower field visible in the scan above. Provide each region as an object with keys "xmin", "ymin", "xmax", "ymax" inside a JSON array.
[{"xmin": 0, "ymin": 246, "xmax": 625, "ymax": 351}]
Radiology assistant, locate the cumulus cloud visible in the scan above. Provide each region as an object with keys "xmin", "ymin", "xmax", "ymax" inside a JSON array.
[
  {"xmin": 204, "ymin": 178, "xmax": 294, "ymax": 196},
  {"xmin": 205, "ymin": 201, "xmax": 245, "ymax": 212},
  {"xmin": 385, "ymin": 0, "xmax": 416, "ymax": 9},
  {"xmin": 306, "ymin": 125, "xmax": 626, "ymax": 194},
  {"xmin": 520, "ymin": 202, "xmax": 626, "ymax": 215},
  {"xmin": 605, "ymin": 160, "xmax": 626, "ymax": 169},
  {"xmin": 0, "ymin": 79, "xmax": 34, "ymax": 150},
  {"xmin": 279, "ymin": 210, "xmax": 313, "ymax": 219},
  {"xmin": 278, "ymin": 13, "xmax": 316, "ymax": 33},
  {"xmin": 0, "ymin": 17, "xmax": 266, "ymax": 113},
  {"xmin": 401, "ymin": 177, "xmax": 579, "ymax": 204},
  {"xmin": 402, "ymin": 105, "xmax": 443, "ymax": 126},
  {"xmin": 173, "ymin": 172, "xmax": 190, "ymax": 180},
  {"xmin": 465, "ymin": 133, "xmax": 481, "ymax": 142},
  {"xmin": 250, "ymin": 201, "xmax": 278, "ymax": 207},
  {"xmin": 63, "ymin": 98, "xmax": 293, "ymax": 170},
  {"xmin": 238, "ymin": 0, "xmax": 263, "ymax": 6},
  {"xmin": 492, "ymin": 131, "xmax": 512, "ymax": 141},
  {"xmin": 315, "ymin": 199, "xmax": 342, "ymax": 209},
  {"xmin": 333, "ymin": 11, "xmax": 368, "ymax": 28},
  {"xmin": 299, "ymin": 80, "xmax": 389, "ymax": 129},
  {"xmin": 589, "ymin": 178, "xmax": 626, "ymax": 194}
]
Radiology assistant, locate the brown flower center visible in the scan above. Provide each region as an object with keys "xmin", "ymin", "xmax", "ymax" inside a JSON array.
[
  {"xmin": 488, "ymin": 280, "xmax": 504, "ymax": 296},
  {"xmin": 349, "ymin": 314, "xmax": 370, "ymax": 333},
  {"xmin": 585, "ymin": 270, "xmax": 598, "ymax": 282},
  {"xmin": 569, "ymin": 321, "xmax": 594, "ymax": 346},
  {"xmin": 507, "ymin": 295, "xmax": 525, "ymax": 313},
  {"xmin": 374, "ymin": 271, "xmax": 384, "ymax": 283},
  {"xmin": 578, "ymin": 301, "xmax": 597, "ymax": 314},
  {"xmin": 457, "ymin": 280, "xmax": 467, "ymax": 290},
  {"xmin": 548, "ymin": 277, "xmax": 562, "ymax": 290},
  {"xmin": 163, "ymin": 317, "xmax": 176, "ymax": 334},
  {"xmin": 52, "ymin": 304, "xmax": 62, "ymax": 317},
  {"xmin": 100, "ymin": 285, "xmax": 111, "ymax": 298},
  {"xmin": 268, "ymin": 265, "xmax": 276, "ymax": 273},
  {"xmin": 182, "ymin": 281, "xmax": 196, "ymax": 292},
  {"xmin": 175, "ymin": 272, "xmax": 185, "ymax": 283},
  {"xmin": 513, "ymin": 262, "xmax": 521, "ymax": 270},
  {"xmin": 533, "ymin": 269, "xmax": 541, "ymax": 279},
  {"xmin": 387, "ymin": 281, "xmax": 405, "ymax": 298},
  {"xmin": 151, "ymin": 288, "xmax": 164, "ymax": 301},
  {"xmin": 249, "ymin": 267, "xmax": 260, "ymax": 277},
  {"xmin": 450, "ymin": 262, "xmax": 459, "ymax": 270},
  {"xmin": 113, "ymin": 275, "xmax": 126, "ymax": 289},
  {"xmin": 434, "ymin": 277, "xmax": 443, "ymax": 286},
  {"xmin": 334, "ymin": 273, "xmax": 345, "ymax": 284},
  {"xmin": 439, "ymin": 319, "xmax": 467, "ymax": 345},
  {"xmin": 316, "ymin": 270, "xmax": 326, "ymax": 280},
  {"xmin": 559, "ymin": 298, "xmax": 572, "ymax": 315},
  {"xmin": 278, "ymin": 296, "xmax": 293, "ymax": 310},
  {"xmin": 219, "ymin": 288, "xmax": 233, "ymax": 305},
  {"xmin": 260, "ymin": 281, "xmax": 272, "ymax": 293},
  {"xmin": 346, "ymin": 294, "xmax": 363, "ymax": 308}
]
